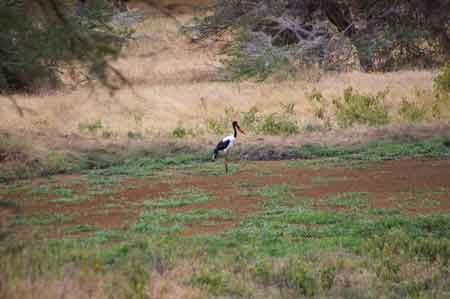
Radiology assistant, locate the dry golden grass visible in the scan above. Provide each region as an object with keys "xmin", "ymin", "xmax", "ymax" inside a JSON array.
[
  {"xmin": 0, "ymin": 7, "xmax": 440, "ymax": 143},
  {"xmin": 0, "ymin": 71, "xmax": 436, "ymax": 136}
]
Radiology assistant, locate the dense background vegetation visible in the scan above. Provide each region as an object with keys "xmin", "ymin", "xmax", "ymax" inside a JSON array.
[
  {"xmin": 0, "ymin": 0, "xmax": 130, "ymax": 92},
  {"xmin": 190, "ymin": 0, "xmax": 450, "ymax": 77}
]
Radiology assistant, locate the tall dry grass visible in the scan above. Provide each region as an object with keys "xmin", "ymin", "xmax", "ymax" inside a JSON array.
[{"xmin": 0, "ymin": 5, "xmax": 439, "ymax": 140}]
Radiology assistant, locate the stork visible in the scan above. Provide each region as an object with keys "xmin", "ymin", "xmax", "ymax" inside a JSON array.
[{"xmin": 213, "ymin": 121, "xmax": 245, "ymax": 174}]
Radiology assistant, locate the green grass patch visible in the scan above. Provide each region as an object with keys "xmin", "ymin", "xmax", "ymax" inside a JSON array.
[
  {"xmin": 31, "ymin": 186, "xmax": 74, "ymax": 198},
  {"xmin": 290, "ymin": 138, "xmax": 450, "ymax": 164},
  {"xmin": 49, "ymin": 196, "xmax": 89, "ymax": 204},
  {"xmin": 134, "ymin": 208, "xmax": 233, "ymax": 234},
  {"xmin": 0, "ymin": 200, "xmax": 19, "ymax": 210},
  {"xmin": 10, "ymin": 213, "xmax": 74, "ymax": 225},
  {"xmin": 322, "ymin": 192, "xmax": 370, "ymax": 209},
  {"xmin": 257, "ymin": 184, "xmax": 295, "ymax": 209},
  {"xmin": 311, "ymin": 175, "xmax": 352, "ymax": 184},
  {"xmin": 64, "ymin": 224, "xmax": 97, "ymax": 234},
  {"xmin": 144, "ymin": 188, "xmax": 210, "ymax": 209},
  {"xmin": 333, "ymin": 87, "xmax": 390, "ymax": 128},
  {"xmin": 177, "ymin": 161, "xmax": 240, "ymax": 176},
  {"xmin": 390, "ymin": 189, "xmax": 446, "ymax": 210},
  {"xmin": 90, "ymin": 153, "xmax": 208, "ymax": 177}
]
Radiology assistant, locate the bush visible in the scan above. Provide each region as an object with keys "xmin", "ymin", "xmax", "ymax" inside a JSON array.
[
  {"xmin": 398, "ymin": 99, "xmax": 428, "ymax": 123},
  {"xmin": 206, "ymin": 107, "xmax": 236, "ymax": 135},
  {"xmin": 285, "ymin": 258, "xmax": 317, "ymax": 296},
  {"xmin": 241, "ymin": 106, "xmax": 259, "ymax": 132},
  {"xmin": 333, "ymin": 87, "xmax": 390, "ymax": 128},
  {"xmin": 432, "ymin": 64, "xmax": 450, "ymax": 119},
  {"xmin": 78, "ymin": 120, "xmax": 103, "ymax": 135},
  {"xmin": 0, "ymin": 0, "xmax": 130, "ymax": 92},
  {"xmin": 434, "ymin": 63, "xmax": 450, "ymax": 98},
  {"xmin": 307, "ymin": 89, "xmax": 332, "ymax": 129},
  {"xmin": 172, "ymin": 126, "xmax": 188, "ymax": 138},
  {"xmin": 222, "ymin": 30, "xmax": 291, "ymax": 81},
  {"xmin": 258, "ymin": 103, "xmax": 299, "ymax": 135}
]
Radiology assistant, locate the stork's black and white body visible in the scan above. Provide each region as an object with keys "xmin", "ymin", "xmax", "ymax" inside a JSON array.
[{"xmin": 213, "ymin": 121, "xmax": 245, "ymax": 174}]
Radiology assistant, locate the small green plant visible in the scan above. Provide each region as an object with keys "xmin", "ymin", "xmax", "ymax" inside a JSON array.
[
  {"xmin": 323, "ymin": 192, "xmax": 370, "ymax": 209},
  {"xmin": 127, "ymin": 131, "xmax": 143, "ymax": 139},
  {"xmin": 50, "ymin": 195, "xmax": 88, "ymax": 204},
  {"xmin": 333, "ymin": 87, "xmax": 390, "ymax": 127},
  {"xmin": 101, "ymin": 130, "xmax": 116, "ymax": 139},
  {"xmin": 144, "ymin": 189, "xmax": 210, "ymax": 208},
  {"xmin": 431, "ymin": 63, "xmax": 450, "ymax": 119},
  {"xmin": 172, "ymin": 126, "xmax": 188, "ymax": 138},
  {"xmin": 258, "ymin": 103, "xmax": 299, "ymax": 135},
  {"xmin": 398, "ymin": 99, "xmax": 428, "ymax": 122},
  {"xmin": 434, "ymin": 63, "xmax": 450, "ymax": 100},
  {"xmin": 241, "ymin": 106, "xmax": 259, "ymax": 132},
  {"xmin": 78, "ymin": 120, "xmax": 103, "ymax": 135},
  {"xmin": 308, "ymin": 89, "xmax": 332, "ymax": 129},
  {"xmin": 285, "ymin": 258, "xmax": 317, "ymax": 296},
  {"xmin": 206, "ymin": 106, "xmax": 236, "ymax": 135},
  {"xmin": 190, "ymin": 266, "xmax": 232, "ymax": 295},
  {"xmin": 11, "ymin": 213, "xmax": 73, "ymax": 225},
  {"xmin": 64, "ymin": 224, "xmax": 97, "ymax": 234}
]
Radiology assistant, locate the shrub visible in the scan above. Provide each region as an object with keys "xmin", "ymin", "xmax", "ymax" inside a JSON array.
[
  {"xmin": 206, "ymin": 107, "xmax": 236, "ymax": 135},
  {"xmin": 398, "ymin": 99, "xmax": 428, "ymax": 123},
  {"xmin": 285, "ymin": 258, "xmax": 317, "ymax": 296},
  {"xmin": 258, "ymin": 103, "xmax": 299, "ymax": 135},
  {"xmin": 432, "ymin": 64, "xmax": 450, "ymax": 119},
  {"xmin": 127, "ymin": 131, "xmax": 143, "ymax": 139},
  {"xmin": 78, "ymin": 120, "xmax": 103, "ymax": 135},
  {"xmin": 241, "ymin": 106, "xmax": 259, "ymax": 132},
  {"xmin": 307, "ymin": 89, "xmax": 332, "ymax": 129},
  {"xmin": 222, "ymin": 30, "xmax": 291, "ymax": 81},
  {"xmin": 172, "ymin": 126, "xmax": 188, "ymax": 138},
  {"xmin": 434, "ymin": 63, "xmax": 450, "ymax": 99},
  {"xmin": 333, "ymin": 87, "xmax": 390, "ymax": 128},
  {"xmin": 259, "ymin": 113, "xmax": 299, "ymax": 135}
]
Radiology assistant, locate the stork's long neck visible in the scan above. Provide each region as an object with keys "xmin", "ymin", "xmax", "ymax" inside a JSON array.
[{"xmin": 233, "ymin": 124, "xmax": 237, "ymax": 138}]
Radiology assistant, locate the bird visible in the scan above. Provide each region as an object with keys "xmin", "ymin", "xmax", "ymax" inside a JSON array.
[{"xmin": 213, "ymin": 121, "xmax": 245, "ymax": 174}]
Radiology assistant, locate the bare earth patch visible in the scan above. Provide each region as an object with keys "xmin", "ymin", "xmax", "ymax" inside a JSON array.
[{"xmin": 2, "ymin": 159, "xmax": 450, "ymax": 238}]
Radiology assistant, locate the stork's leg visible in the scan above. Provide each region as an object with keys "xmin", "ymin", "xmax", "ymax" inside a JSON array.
[{"xmin": 224, "ymin": 155, "xmax": 228, "ymax": 174}]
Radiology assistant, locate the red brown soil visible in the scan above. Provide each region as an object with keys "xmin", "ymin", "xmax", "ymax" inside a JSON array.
[{"xmin": 2, "ymin": 159, "xmax": 450, "ymax": 238}]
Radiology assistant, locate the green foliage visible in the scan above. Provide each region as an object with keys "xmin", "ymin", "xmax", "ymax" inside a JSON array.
[
  {"xmin": 434, "ymin": 63, "xmax": 450, "ymax": 98},
  {"xmin": 398, "ymin": 99, "xmax": 428, "ymax": 122},
  {"xmin": 78, "ymin": 120, "xmax": 103, "ymax": 135},
  {"xmin": 127, "ymin": 131, "xmax": 143, "ymax": 140},
  {"xmin": 90, "ymin": 153, "xmax": 206, "ymax": 177},
  {"xmin": 11, "ymin": 213, "xmax": 73, "ymax": 225},
  {"xmin": 222, "ymin": 30, "xmax": 290, "ymax": 81},
  {"xmin": 64, "ymin": 224, "xmax": 97, "ymax": 234},
  {"xmin": 144, "ymin": 189, "xmax": 210, "ymax": 208},
  {"xmin": 134, "ymin": 208, "xmax": 233, "ymax": 234},
  {"xmin": 432, "ymin": 63, "xmax": 450, "ymax": 119},
  {"xmin": 206, "ymin": 107, "xmax": 236, "ymax": 135},
  {"xmin": 285, "ymin": 258, "xmax": 317, "ymax": 296},
  {"xmin": 0, "ymin": 0, "xmax": 130, "ymax": 92},
  {"xmin": 190, "ymin": 267, "xmax": 233, "ymax": 295},
  {"xmin": 308, "ymin": 89, "xmax": 331, "ymax": 128},
  {"xmin": 241, "ymin": 106, "xmax": 259, "ymax": 132},
  {"xmin": 172, "ymin": 126, "xmax": 188, "ymax": 138},
  {"xmin": 323, "ymin": 192, "xmax": 369, "ymax": 209},
  {"xmin": 333, "ymin": 87, "xmax": 390, "ymax": 127},
  {"xmin": 259, "ymin": 103, "xmax": 299, "ymax": 135},
  {"xmin": 292, "ymin": 138, "xmax": 450, "ymax": 162},
  {"xmin": 207, "ymin": 103, "xmax": 299, "ymax": 136}
]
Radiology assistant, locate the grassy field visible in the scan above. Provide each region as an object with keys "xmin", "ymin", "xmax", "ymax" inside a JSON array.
[
  {"xmin": 1, "ymin": 2, "xmax": 450, "ymax": 298},
  {"xmin": 1, "ymin": 138, "xmax": 450, "ymax": 298}
]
